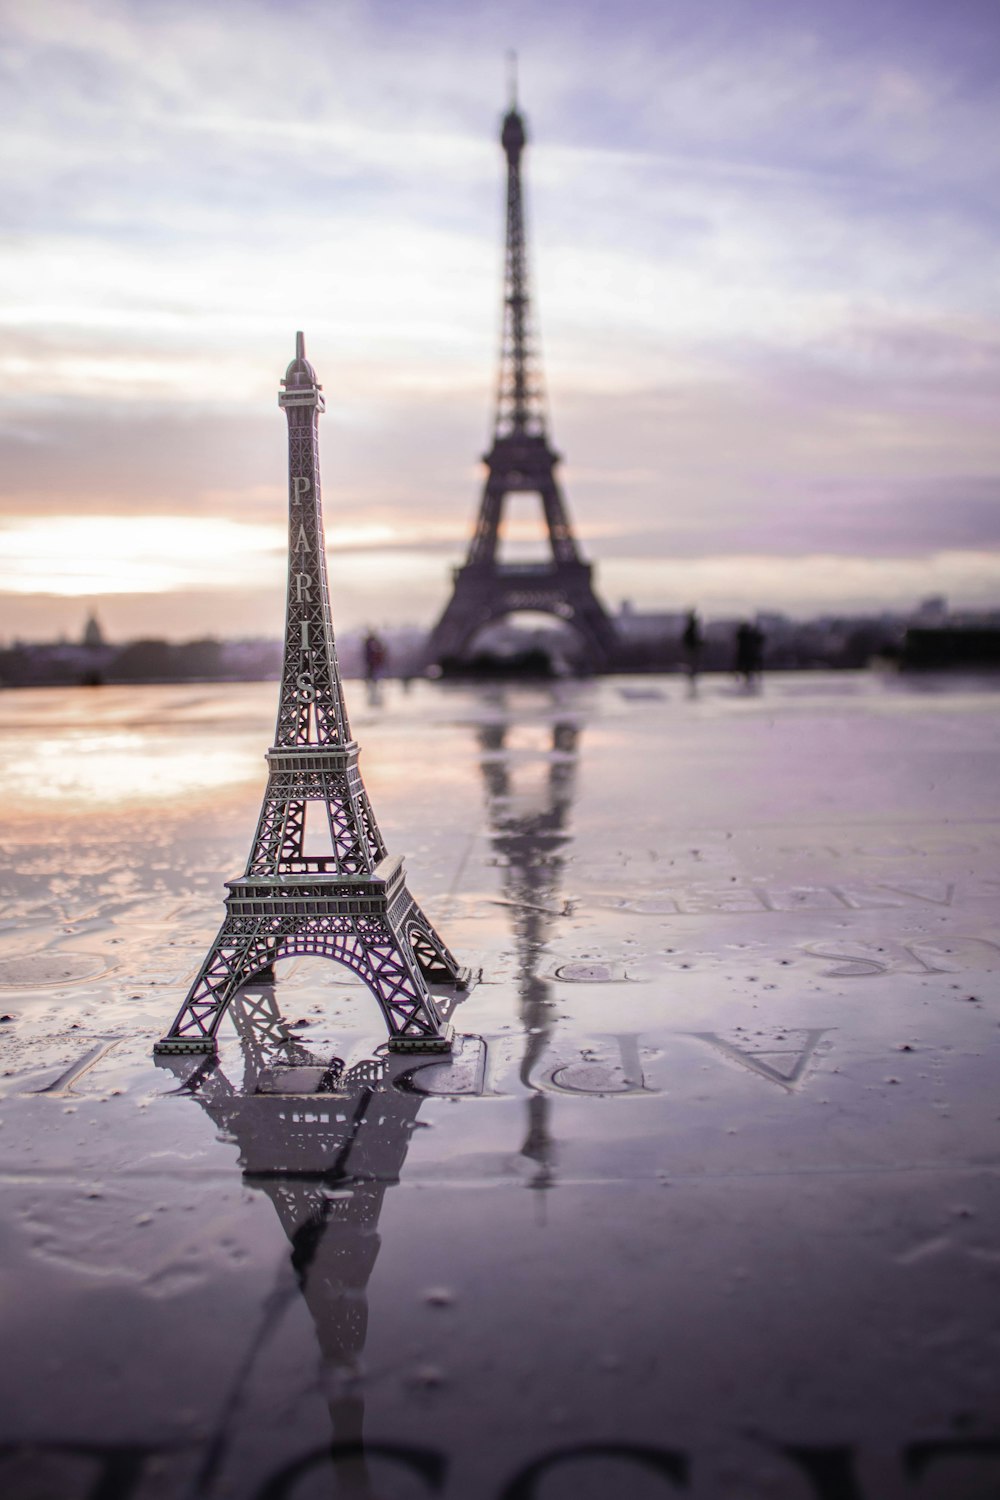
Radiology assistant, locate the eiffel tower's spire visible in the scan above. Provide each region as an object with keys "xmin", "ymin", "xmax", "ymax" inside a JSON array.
[{"xmin": 495, "ymin": 81, "xmax": 546, "ymax": 441}]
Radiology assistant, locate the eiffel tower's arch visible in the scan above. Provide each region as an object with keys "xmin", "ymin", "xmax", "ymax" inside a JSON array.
[{"xmin": 434, "ymin": 561, "xmax": 617, "ymax": 669}]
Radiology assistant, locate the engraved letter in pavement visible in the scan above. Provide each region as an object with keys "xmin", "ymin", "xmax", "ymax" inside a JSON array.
[{"xmin": 691, "ymin": 1028, "xmax": 830, "ymax": 1091}]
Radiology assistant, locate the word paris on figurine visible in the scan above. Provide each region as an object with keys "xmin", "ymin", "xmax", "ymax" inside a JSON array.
[{"xmin": 154, "ymin": 334, "xmax": 468, "ymax": 1057}]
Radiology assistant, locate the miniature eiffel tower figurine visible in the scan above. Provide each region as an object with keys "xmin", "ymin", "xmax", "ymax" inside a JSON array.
[{"xmin": 155, "ymin": 334, "xmax": 467, "ymax": 1057}]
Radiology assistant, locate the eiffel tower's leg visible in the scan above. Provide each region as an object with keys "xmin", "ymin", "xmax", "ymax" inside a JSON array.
[
  {"xmin": 538, "ymin": 476, "xmax": 578, "ymax": 564},
  {"xmin": 154, "ymin": 920, "xmax": 278, "ymax": 1054}
]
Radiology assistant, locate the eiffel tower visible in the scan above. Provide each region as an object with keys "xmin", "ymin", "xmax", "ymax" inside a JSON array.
[
  {"xmin": 155, "ymin": 335, "xmax": 468, "ymax": 1058},
  {"xmin": 426, "ymin": 86, "xmax": 617, "ymax": 671}
]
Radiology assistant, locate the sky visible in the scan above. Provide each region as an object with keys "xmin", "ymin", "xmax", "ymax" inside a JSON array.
[{"xmin": 1, "ymin": 0, "xmax": 999, "ymax": 642}]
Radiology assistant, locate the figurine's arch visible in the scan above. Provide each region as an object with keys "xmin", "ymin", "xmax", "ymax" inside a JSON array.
[
  {"xmin": 251, "ymin": 929, "xmax": 443, "ymax": 1036},
  {"xmin": 257, "ymin": 917, "xmax": 455, "ymax": 990}
]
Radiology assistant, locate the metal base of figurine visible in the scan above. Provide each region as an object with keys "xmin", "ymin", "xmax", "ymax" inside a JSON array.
[
  {"xmin": 387, "ymin": 1022, "xmax": 454, "ymax": 1054},
  {"xmin": 153, "ymin": 1036, "xmax": 218, "ymax": 1056},
  {"xmin": 153, "ymin": 1021, "xmax": 459, "ymax": 1059}
]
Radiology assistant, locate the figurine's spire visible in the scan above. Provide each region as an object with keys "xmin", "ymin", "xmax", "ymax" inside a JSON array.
[
  {"xmin": 275, "ymin": 330, "xmax": 339, "ymax": 744},
  {"xmin": 506, "ymin": 49, "xmax": 518, "ymax": 109},
  {"xmin": 282, "ymin": 330, "xmax": 321, "ymax": 398}
]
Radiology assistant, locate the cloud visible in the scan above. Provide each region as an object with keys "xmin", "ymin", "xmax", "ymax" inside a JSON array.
[{"xmin": 0, "ymin": 0, "xmax": 998, "ymax": 632}]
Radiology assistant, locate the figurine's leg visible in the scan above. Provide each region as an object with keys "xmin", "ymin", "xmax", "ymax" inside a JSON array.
[
  {"xmin": 154, "ymin": 923, "xmax": 276, "ymax": 1055},
  {"xmin": 246, "ymin": 937, "xmax": 280, "ymax": 984},
  {"xmin": 397, "ymin": 895, "xmax": 467, "ymax": 986},
  {"xmin": 323, "ymin": 929, "xmax": 452, "ymax": 1053}
]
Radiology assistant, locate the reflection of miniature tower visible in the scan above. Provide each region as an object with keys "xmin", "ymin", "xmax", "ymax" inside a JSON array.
[
  {"xmin": 160, "ymin": 993, "xmax": 425, "ymax": 1495},
  {"xmin": 155, "ymin": 335, "xmax": 467, "ymax": 1058},
  {"xmin": 478, "ymin": 718, "xmax": 579, "ymax": 1188},
  {"xmin": 426, "ymin": 83, "xmax": 616, "ymax": 670}
]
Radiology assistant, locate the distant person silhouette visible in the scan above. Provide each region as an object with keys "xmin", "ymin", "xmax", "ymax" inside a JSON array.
[
  {"xmin": 681, "ymin": 608, "xmax": 703, "ymax": 681},
  {"xmin": 734, "ymin": 621, "xmax": 765, "ymax": 687},
  {"xmin": 363, "ymin": 630, "xmax": 388, "ymax": 705},
  {"xmin": 750, "ymin": 622, "xmax": 765, "ymax": 679}
]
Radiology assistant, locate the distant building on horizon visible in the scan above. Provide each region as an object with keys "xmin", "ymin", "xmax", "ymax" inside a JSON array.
[
  {"xmin": 81, "ymin": 612, "xmax": 106, "ymax": 649},
  {"xmin": 912, "ymin": 595, "xmax": 948, "ymax": 625}
]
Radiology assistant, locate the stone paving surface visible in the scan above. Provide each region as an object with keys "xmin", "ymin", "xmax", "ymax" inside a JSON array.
[{"xmin": 1, "ymin": 671, "xmax": 999, "ymax": 1499}]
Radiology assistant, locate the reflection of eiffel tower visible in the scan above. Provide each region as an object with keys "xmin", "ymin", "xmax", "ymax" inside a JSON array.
[
  {"xmin": 426, "ymin": 86, "xmax": 616, "ymax": 670},
  {"xmin": 478, "ymin": 717, "xmax": 579, "ymax": 1188},
  {"xmin": 158, "ymin": 991, "xmax": 426, "ymax": 1498},
  {"xmin": 155, "ymin": 334, "xmax": 466, "ymax": 1059}
]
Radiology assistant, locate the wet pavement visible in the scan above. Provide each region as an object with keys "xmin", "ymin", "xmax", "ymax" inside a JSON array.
[{"xmin": 1, "ymin": 671, "xmax": 999, "ymax": 1499}]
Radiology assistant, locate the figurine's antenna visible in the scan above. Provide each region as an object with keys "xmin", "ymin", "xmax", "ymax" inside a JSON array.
[{"xmin": 506, "ymin": 49, "xmax": 518, "ymax": 109}]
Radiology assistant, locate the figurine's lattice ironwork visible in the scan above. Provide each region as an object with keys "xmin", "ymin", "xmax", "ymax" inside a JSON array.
[
  {"xmin": 155, "ymin": 335, "xmax": 467, "ymax": 1057},
  {"xmin": 426, "ymin": 85, "xmax": 617, "ymax": 669}
]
